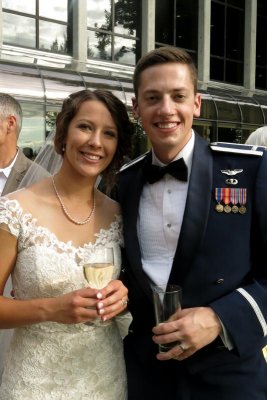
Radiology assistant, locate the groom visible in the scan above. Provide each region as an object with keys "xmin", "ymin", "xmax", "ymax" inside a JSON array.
[{"xmin": 118, "ymin": 46, "xmax": 267, "ymax": 399}]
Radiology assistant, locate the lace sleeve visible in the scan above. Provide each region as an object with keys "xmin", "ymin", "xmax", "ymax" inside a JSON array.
[
  {"xmin": 0, "ymin": 197, "xmax": 21, "ymax": 238},
  {"xmin": 94, "ymin": 214, "xmax": 124, "ymax": 247}
]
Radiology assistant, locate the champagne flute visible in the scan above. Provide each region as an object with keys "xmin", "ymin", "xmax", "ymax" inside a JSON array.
[{"xmin": 83, "ymin": 247, "xmax": 114, "ymax": 325}]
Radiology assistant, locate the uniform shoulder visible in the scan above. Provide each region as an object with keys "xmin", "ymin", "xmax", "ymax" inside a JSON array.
[
  {"xmin": 119, "ymin": 152, "xmax": 149, "ymax": 173},
  {"xmin": 210, "ymin": 141, "xmax": 265, "ymax": 156}
]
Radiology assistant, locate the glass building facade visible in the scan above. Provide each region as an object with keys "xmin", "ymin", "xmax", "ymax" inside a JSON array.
[{"xmin": 0, "ymin": 0, "xmax": 267, "ymax": 155}]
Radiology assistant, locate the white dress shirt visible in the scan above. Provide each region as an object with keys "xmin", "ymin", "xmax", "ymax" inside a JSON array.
[
  {"xmin": 137, "ymin": 131, "xmax": 194, "ymax": 286},
  {"xmin": 0, "ymin": 150, "xmax": 18, "ymax": 196}
]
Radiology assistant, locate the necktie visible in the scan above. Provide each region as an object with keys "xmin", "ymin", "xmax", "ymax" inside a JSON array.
[{"xmin": 143, "ymin": 158, "xmax": 188, "ymax": 184}]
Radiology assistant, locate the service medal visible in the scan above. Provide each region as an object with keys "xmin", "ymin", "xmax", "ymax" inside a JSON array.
[
  {"xmin": 215, "ymin": 203, "xmax": 224, "ymax": 212},
  {"xmin": 239, "ymin": 205, "xmax": 247, "ymax": 214},
  {"xmin": 224, "ymin": 204, "xmax": 232, "ymax": 213},
  {"xmin": 230, "ymin": 189, "xmax": 239, "ymax": 213},
  {"xmin": 231, "ymin": 205, "xmax": 239, "ymax": 213}
]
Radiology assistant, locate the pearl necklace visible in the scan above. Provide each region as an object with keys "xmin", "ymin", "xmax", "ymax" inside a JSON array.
[{"xmin": 52, "ymin": 176, "xmax": 95, "ymax": 225}]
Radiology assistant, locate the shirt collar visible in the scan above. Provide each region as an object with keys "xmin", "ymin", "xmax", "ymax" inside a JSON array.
[
  {"xmin": 152, "ymin": 130, "xmax": 195, "ymax": 174},
  {"xmin": 0, "ymin": 149, "xmax": 19, "ymax": 178}
]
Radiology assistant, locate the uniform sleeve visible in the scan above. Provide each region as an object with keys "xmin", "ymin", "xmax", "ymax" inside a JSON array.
[{"xmin": 0, "ymin": 197, "xmax": 21, "ymax": 238}]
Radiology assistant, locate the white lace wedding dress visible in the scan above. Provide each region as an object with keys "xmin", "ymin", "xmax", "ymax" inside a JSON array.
[{"xmin": 0, "ymin": 197, "xmax": 127, "ymax": 400}]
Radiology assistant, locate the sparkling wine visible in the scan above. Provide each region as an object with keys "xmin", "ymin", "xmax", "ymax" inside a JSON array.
[{"xmin": 83, "ymin": 263, "xmax": 114, "ymax": 289}]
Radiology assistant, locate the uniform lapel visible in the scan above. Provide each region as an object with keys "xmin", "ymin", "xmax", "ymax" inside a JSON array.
[
  {"xmin": 169, "ymin": 134, "xmax": 213, "ymax": 284},
  {"xmin": 120, "ymin": 153, "xmax": 153, "ymax": 298}
]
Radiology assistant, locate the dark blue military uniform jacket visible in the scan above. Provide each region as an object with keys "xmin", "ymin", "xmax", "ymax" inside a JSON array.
[{"xmin": 118, "ymin": 132, "xmax": 267, "ymax": 400}]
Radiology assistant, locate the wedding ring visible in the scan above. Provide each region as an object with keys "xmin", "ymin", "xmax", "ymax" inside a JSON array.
[
  {"xmin": 178, "ymin": 343, "xmax": 186, "ymax": 352},
  {"xmin": 121, "ymin": 298, "xmax": 128, "ymax": 307}
]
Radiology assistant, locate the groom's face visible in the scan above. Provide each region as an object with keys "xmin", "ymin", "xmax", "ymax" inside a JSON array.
[{"xmin": 132, "ymin": 62, "xmax": 201, "ymax": 164}]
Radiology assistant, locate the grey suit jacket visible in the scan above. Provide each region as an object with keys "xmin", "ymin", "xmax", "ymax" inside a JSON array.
[{"xmin": 2, "ymin": 149, "xmax": 33, "ymax": 196}]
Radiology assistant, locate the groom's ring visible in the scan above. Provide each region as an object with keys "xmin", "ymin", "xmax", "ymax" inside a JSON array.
[
  {"xmin": 178, "ymin": 343, "xmax": 186, "ymax": 352},
  {"xmin": 121, "ymin": 298, "xmax": 128, "ymax": 307}
]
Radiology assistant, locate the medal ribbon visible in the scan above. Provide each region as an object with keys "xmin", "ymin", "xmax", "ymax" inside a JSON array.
[
  {"xmin": 238, "ymin": 188, "xmax": 247, "ymax": 205},
  {"xmin": 222, "ymin": 188, "xmax": 230, "ymax": 205},
  {"xmin": 230, "ymin": 188, "xmax": 238, "ymax": 206},
  {"xmin": 215, "ymin": 188, "xmax": 222, "ymax": 203}
]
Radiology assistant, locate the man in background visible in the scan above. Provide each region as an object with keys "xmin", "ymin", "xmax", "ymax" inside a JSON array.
[{"xmin": 0, "ymin": 93, "xmax": 33, "ymax": 196}]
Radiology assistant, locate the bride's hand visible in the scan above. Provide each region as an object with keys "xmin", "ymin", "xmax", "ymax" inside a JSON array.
[
  {"xmin": 49, "ymin": 287, "xmax": 100, "ymax": 324},
  {"xmin": 96, "ymin": 280, "xmax": 128, "ymax": 321}
]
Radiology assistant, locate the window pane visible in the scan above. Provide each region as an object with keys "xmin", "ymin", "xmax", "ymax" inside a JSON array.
[
  {"xmin": 83, "ymin": 74, "xmax": 122, "ymax": 92},
  {"xmin": 114, "ymin": 0, "xmax": 138, "ymax": 37},
  {"xmin": 41, "ymin": 70, "xmax": 85, "ymax": 101},
  {"xmin": 217, "ymin": 126, "xmax": 242, "ymax": 143},
  {"xmin": 3, "ymin": 13, "xmax": 36, "ymax": 47},
  {"xmin": 45, "ymin": 106, "xmax": 61, "ymax": 137},
  {"xmin": 175, "ymin": 0, "xmax": 198, "ymax": 51},
  {"xmin": 226, "ymin": 7, "xmax": 244, "ymax": 60},
  {"xmin": 3, "ymin": 0, "xmax": 35, "ymax": 14},
  {"xmin": 256, "ymin": 66, "xmax": 267, "ymax": 90},
  {"xmin": 87, "ymin": 30, "xmax": 112, "ymax": 60},
  {"xmin": 114, "ymin": 37, "xmax": 136, "ymax": 64},
  {"xmin": 19, "ymin": 103, "xmax": 45, "ymax": 154},
  {"xmin": 0, "ymin": 64, "xmax": 43, "ymax": 100},
  {"xmin": 238, "ymin": 102, "xmax": 264, "ymax": 125},
  {"xmin": 155, "ymin": 0, "xmax": 173, "ymax": 44},
  {"xmin": 227, "ymin": 0, "xmax": 245, "ymax": 7},
  {"xmin": 39, "ymin": 21, "xmax": 67, "ymax": 53},
  {"xmin": 210, "ymin": 92, "xmax": 241, "ymax": 122},
  {"xmin": 211, "ymin": 2, "xmax": 224, "ymax": 57},
  {"xmin": 210, "ymin": 57, "xmax": 224, "ymax": 81},
  {"xmin": 87, "ymin": 0, "xmax": 111, "ymax": 30},
  {"xmin": 225, "ymin": 60, "xmax": 243, "ymax": 85},
  {"xmin": 256, "ymin": 3, "xmax": 267, "ymax": 90},
  {"xmin": 254, "ymin": 95, "xmax": 267, "ymax": 122},
  {"xmin": 121, "ymin": 79, "xmax": 135, "ymax": 107},
  {"xmin": 39, "ymin": 0, "xmax": 68, "ymax": 22},
  {"xmin": 258, "ymin": 0, "xmax": 267, "ymax": 14},
  {"xmin": 256, "ymin": 16, "xmax": 267, "ymax": 67},
  {"xmin": 193, "ymin": 122, "xmax": 214, "ymax": 142},
  {"xmin": 199, "ymin": 92, "xmax": 217, "ymax": 120}
]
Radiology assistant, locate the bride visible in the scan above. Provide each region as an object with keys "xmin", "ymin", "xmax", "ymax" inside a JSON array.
[{"xmin": 0, "ymin": 89, "xmax": 132, "ymax": 399}]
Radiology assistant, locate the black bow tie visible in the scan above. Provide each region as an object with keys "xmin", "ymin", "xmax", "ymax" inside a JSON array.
[{"xmin": 143, "ymin": 158, "xmax": 188, "ymax": 184}]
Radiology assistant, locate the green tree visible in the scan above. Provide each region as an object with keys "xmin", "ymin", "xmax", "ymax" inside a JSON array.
[
  {"xmin": 114, "ymin": 0, "xmax": 138, "ymax": 36},
  {"xmin": 93, "ymin": 0, "xmax": 139, "ymax": 61}
]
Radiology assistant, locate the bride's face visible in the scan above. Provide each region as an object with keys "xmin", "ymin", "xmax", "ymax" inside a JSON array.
[{"xmin": 64, "ymin": 99, "xmax": 118, "ymax": 178}]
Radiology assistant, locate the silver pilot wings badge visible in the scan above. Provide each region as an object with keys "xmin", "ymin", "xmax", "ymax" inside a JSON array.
[{"xmin": 220, "ymin": 169, "xmax": 243, "ymax": 176}]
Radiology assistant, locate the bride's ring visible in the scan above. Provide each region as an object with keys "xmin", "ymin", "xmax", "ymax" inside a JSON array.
[{"xmin": 121, "ymin": 298, "xmax": 128, "ymax": 307}]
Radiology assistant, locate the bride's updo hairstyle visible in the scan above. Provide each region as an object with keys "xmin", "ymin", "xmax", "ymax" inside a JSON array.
[{"xmin": 54, "ymin": 89, "xmax": 133, "ymax": 193}]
